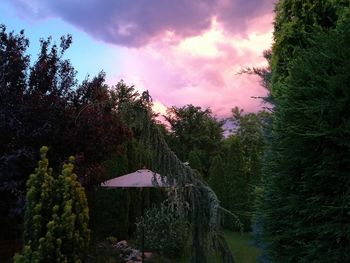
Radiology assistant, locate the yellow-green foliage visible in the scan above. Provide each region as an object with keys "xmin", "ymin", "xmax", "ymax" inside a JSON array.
[
  {"xmin": 14, "ymin": 147, "xmax": 90, "ymax": 263},
  {"xmin": 21, "ymin": 146, "xmax": 54, "ymax": 259}
]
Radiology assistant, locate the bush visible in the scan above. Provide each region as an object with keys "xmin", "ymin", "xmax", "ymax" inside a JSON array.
[
  {"xmin": 14, "ymin": 147, "xmax": 90, "ymax": 262},
  {"xmin": 135, "ymin": 201, "xmax": 189, "ymax": 258}
]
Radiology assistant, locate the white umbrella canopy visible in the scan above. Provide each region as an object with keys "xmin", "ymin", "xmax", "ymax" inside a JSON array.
[
  {"xmin": 100, "ymin": 168, "xmax": 174, "ymax": 263},
  {"xmin": 101, "ymin": 169, "xmax": 172, "ymax": 188}
]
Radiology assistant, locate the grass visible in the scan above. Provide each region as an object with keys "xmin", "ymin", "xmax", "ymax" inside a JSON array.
[
  {"xmin": 92, "ymin": 230, "xmax": 260, "ymax": 263},
  {"xmin": 146, "ymin": 235, "xmax": 192, "ymax": 263},
  {"xmin": 150, "ymin": 230, "xmax": 260, "ymax": 263},
  {"xmin": 224, "ymin": 230, "xmax": 261, "ymax": 263}
]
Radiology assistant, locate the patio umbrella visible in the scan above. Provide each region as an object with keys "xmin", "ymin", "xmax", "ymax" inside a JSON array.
[
  {"xmin": 100, "ymin": 169, "xmax": 173, "ymax": 262},
  {"xmin": 101, "ymin": 169, "xmax": 172, "ymax": 188}
]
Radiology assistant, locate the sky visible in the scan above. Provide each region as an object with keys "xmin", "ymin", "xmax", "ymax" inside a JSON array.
[{"xmin": 1, "ymin": 0, "xmax": 275, "ymax": 118}]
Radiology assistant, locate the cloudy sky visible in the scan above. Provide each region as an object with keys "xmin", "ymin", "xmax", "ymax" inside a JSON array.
[{"xmin": 1, "ymin": 0, "xmax": 275, "ymax": 117}]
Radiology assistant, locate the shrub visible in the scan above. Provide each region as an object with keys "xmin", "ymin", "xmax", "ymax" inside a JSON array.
[
  {"xmin": 14, "ymin": 147, "xmax": 90, "ymax": 262},
  {"xmin": 135, "ymin": 201, "xmax": 189, "ymax": 258}
]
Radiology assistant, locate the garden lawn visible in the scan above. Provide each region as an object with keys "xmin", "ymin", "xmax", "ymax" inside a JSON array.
[
  {"xmin": 150, "ymin": 230, "xmax": 260, "ymax": 262},
  {"xmin": 224, "ymin": 230, "xmax": 261, "ymax": 263}
]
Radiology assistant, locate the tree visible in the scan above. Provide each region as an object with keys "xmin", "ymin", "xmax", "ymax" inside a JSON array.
[
  {"xmin": 223, "ymin": 136, "xmax": 249, "ymax": 230},
  {"xmin": 14, "ymin": 147, "xmax": 90, "ymax": 262},
  {"xmin": 0, "ymin": 25, "xmax": 36, "ymax": 238},
  {"xmin": 259, "ymin": 1, "xmax": 350, "ymax": 261},
  {"xmin": 69, "ymin": 73, "xmax": 132, "ymax": 185},
  {"xmin": 188, "ymin": 150, "xmax": 204, "ymax": 175},
  {"xmin": 164, "ymin": 104, "xmax": 224, "ymax": 176},
  {"xmin": 270, "ymin": 0, "xmax": 347, "ymax": 96},
  {"xmin": 209, "ymin": 155, "xmax": 226, "ymax": 206},
  {"xmin": 227, "ymin": 108, "xmax": 268, "ymax": 230},
  {"xmin": 94, "ymin": 82, "xmax": 162, "ymax": 241},
  {"xmin": 231, "ymin": 107, "xmax": 267, "ymax": 186},
  {"xmin": 0, "ymin": 26, "xmax": 131, "ymax": 239},
  {"xmin": 118, "ymin": 101, "xmax": 236, "ymax": 262}
]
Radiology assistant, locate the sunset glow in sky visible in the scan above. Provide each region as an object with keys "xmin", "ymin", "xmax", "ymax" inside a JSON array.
[{"xmin": 1, "ymin": 0, "xmax": 276, "ymax": 117}]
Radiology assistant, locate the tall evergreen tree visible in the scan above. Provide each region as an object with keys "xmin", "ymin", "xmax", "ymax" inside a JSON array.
[
  {"xmin": 223, "ymin": 136, "xmax": 249, "ymax": 229},
  {"xmin": 228, "ymin": 108, "xmax": 267, "ymax": 230},
  {"xmin": 209, "ymin": 155, "xmax": 226, "ymax": 208},
  {"xmin": 232, "ymin": 107, "xmax": 267, "ymax": 186},
  {"xmin": 260, "ymin": 1, "xmax": 350, "ymax": 262}
]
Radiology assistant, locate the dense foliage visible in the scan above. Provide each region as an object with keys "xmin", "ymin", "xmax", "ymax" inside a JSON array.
[
  {"xmin": 117, "ymin": 101, "xmax": 239, "ymax": 262},
  {"xmin": 0, "ymin": 25, "xmax": 131, "ymax": 239},
  {"xmin": 231, "ymin": 108, "xmax": 267, "ymax": 229},
  {"xmin": 162, "ymin": 103, "xmax": 267, "ymax": 232},
  {"xmin": 209, "ymin": 155, "xmax": 227, "ymax": 208},
  {"xmin": 220, "ymin": 136, "xmax": 249, "ymax": 229},
  {"xmin": 259, "ymin": 1, "xmax": 350, "ymax": 262},
  {"xmin": 232, "ymin": 107, "xmax": 267, "ymax": 187},
  {"xmin": 164, "ymin": 104, "xmax": 224, "ymax": 176},
  {"xmin": 135, "ymin": 201, "xmax": 189, "ymax": 258},
  {"xmin": 14, "ymin": 147, "xmax": 90, "ymax": 262},
  {"xmin": 206, "ymin": 108, "xmax": 267, "ymax": 231}
]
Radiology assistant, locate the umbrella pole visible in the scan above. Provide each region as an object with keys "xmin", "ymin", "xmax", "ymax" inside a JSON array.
[{"xmin": 141, "ymin": 188, "xmax": 145, "ymax": 263}]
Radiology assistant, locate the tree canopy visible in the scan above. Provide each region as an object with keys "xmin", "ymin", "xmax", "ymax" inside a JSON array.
[
  {"xmin": 0, "ymin": 25, "xmax": 131, "ymax": 238},
  {"xmin": 164, "ymin": 104, "xmax": 224, "ymax": 176}
]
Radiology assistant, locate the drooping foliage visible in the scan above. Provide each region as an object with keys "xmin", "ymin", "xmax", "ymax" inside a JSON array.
[
  {"xmin": 107, "ymin": 81, "xmax": 237, "ymax": 261},
  {"xmin": 14, "ymin": 147, "xmax": 90, "ymax": 262},
  {"xmin": 163, "ymin": 104, "xmax": 267, "ymax": 233},
  {"xmin": 94, "ymin": 83, "xmax": 165, "ymax": 241},
  {"xmin": 94, "ymin": 139, "xmax": 163, "ymax": 241},
  {"xmin": 188, "ymin": 150, "xmax": 204, "ymax": 175},
  {"xmin": 259, "ymin": 1, "xmax": 350, "ymax": 262},
  {"xmin": 121, "ymin": 100, "xmax": 236, "ymax": 262}
]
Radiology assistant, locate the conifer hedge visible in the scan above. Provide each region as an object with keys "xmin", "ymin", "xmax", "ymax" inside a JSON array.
[{"xmin": 260, "ymin": 1, "xmax": 350, "ymax": 262}]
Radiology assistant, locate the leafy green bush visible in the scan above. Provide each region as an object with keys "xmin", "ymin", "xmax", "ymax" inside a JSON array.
[
  {"xmin": 14, "ymin": 147, "xmax": 90, "ymax": 262},
  {"xmin": 135, "ymin": 201, "xmax": 189, "ymax": 258}
]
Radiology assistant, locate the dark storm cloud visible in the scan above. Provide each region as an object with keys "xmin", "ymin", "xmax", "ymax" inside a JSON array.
[
  {"xmin": 218, "ymin": 0, "xmax": 275, "ymax": 32},
  {"xmin": 10, "ymin": 0, "xmax": 275, "ymax": 47}
]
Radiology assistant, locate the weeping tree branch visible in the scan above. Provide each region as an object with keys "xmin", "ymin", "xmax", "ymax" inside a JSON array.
[{"xmin": 127, "ymin": 103, "xmax": 239, "ymax": 263}]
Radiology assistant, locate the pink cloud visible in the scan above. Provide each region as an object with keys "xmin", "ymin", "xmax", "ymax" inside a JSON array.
[
  {"xmin": 116, "ymin": 15, "xmax": 273, "ymax": 118},
  {"xmin": 6, "ymin": 0, "xmax": 275, "ymax": 117}
]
